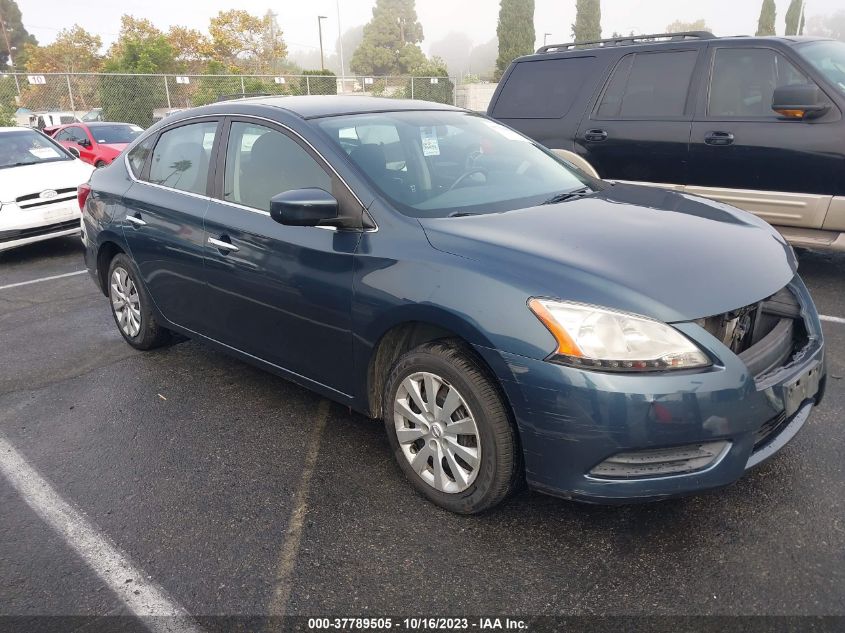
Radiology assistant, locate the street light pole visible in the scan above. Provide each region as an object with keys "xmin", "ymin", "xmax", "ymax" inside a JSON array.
[{"xmin": 317, "ymin": 15, "xmax": 327, "ymax": 71}]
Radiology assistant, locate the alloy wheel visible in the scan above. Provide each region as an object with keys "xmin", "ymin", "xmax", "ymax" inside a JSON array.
[
  {"xmin": 393, "ymin": 371, "xmax": 481, "ymax": 493},
  {"xmin": 110, "ymin": 267, "xmax": 142, "ymax": 338}
]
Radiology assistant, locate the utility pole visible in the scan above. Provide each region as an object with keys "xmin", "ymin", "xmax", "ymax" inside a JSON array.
[
  {"xmin": 317, "ymin": 15, "xmax": 327, "ymax": 71},
  {"xmin": 0, "ymin": 8, "xmax": 20, "ymax": 96},
  {"xmin": 268, "ymin": 9, "xmax": 278, "ymax": 74},
  {"xmin": 336, "ymin": 0, "xmax": 345, "ymax": 81}
]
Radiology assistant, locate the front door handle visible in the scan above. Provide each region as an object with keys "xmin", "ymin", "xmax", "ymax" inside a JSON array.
[
  {"xmin": 704, "ymin": 131, "xmax": 735, "ymax": 146},
  {"xmin": 208, "ymin": 236, "xmax": 239, "ymax": 253},
  {"xmin": 126, "ymin": 214, "xmax": 146, "ymax": 227},
  {"xmin": 584, "ymin": 129, "xmax": 608, "ymax": 142}
]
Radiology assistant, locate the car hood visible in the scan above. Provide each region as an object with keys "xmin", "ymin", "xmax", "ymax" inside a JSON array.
[
  {"xmin": 0, "ymin": 159, "xmax": 94, "ymax": 203},
  {"xmin": 418, "ymin": 184, "xmax": 797, "ymax": 322}
]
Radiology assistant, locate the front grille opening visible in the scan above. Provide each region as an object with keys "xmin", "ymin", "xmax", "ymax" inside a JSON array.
[{"xmin": 695, "ymin": 286, "xmax": 807, "ymax": 378}]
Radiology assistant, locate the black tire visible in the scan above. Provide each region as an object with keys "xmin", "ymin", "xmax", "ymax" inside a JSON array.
[
  {"xmin": 107, "ymin": 253, "xmax": 171, "ymax": 350},
  {"xmin": 95, "ymin": 160, "xmax": 107, "ymax": 168},
  {"xmin": 383, "ymin": 340, "xmax": 521, "ymax": 514}
]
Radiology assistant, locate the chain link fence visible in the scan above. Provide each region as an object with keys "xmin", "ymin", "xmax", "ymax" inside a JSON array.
[{"xmin": 2, "ymin": 72, "xmax": 458, "ymax": 128}]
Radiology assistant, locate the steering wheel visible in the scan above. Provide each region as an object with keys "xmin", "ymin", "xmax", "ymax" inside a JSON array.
[{"xmin": 448, "ymin": 168, "xmax": 488, "ymax": 192}]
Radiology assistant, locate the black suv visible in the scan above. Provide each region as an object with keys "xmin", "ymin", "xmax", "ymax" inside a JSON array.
[{"xmin": 489, "ymin": 32, "xmax": 845, "ymax": 252}]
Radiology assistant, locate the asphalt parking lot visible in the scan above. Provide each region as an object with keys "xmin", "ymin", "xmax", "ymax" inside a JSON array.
[{"xmin": 1, "ymin": 236, "xmax": 844, "ymax": 629}]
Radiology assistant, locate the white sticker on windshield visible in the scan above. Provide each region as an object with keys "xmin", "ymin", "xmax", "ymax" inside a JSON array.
[
  {"xmin": 29, "ymin": 147, "xmax": 61, "ymax": 159},
  {"xmin": 480, "ymin": 119, "xmax": 528, "ymax": 142},
  {"xmin": 420, "ymin": 126, "xmax": 440, "ymax": 156}
]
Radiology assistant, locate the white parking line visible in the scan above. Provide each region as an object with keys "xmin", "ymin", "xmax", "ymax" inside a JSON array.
[
  {"xmin": 0, "ymin": 270, "xmax": 87, "ymax": 291},
  {"xmin": 269, "ymin": 399, "xmax": 331, "ymax": 617},
  {"xmin": 820, "ymin": 315, "xmax": 845, "ymax": 325},
  {"xmin": 0, "ymin": 433, "xmax": 205, "ymax": 633}
]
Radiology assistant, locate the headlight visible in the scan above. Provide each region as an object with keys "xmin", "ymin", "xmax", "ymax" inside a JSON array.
[{"xmin": 528, "ymin": 298, "xmax": 711, "ymax": 372}]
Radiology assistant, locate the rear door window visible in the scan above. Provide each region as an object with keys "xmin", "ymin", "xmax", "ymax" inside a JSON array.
[
  {"xmin": 492, "ymin": 57, "xmax": 597, "ymax": 119},
  {"xmin": 595, "ymin": 50, "xmax": 699, "ymax": 119},
  {"xmin": 147, "ymin": 121, "xmax": 217, "ymax": 195}
]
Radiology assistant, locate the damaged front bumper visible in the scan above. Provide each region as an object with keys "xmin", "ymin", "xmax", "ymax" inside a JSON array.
[{"xmin": 475, "ymin": 275, "xmax": 826, "ymax": 503}]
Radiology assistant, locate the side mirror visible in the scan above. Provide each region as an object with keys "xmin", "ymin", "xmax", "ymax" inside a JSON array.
[
  {"xmin": 79, "ymin": 138, "xmax": 92, "ymax": 148},
  {"xmin": 67, "ymin": 146, "xmax": 81, "ymax": 158},
  {"xmin": 270, "ymin": 188, "xmax": 339, "ymax": 227},
  {"xmin": 772, "ymin": 84, "xmax": 830, "ymax": 120}
]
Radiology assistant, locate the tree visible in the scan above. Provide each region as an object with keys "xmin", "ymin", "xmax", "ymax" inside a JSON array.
[
  {"xmin": 756, "ymin": 0, "xmax": 777, "ymax": 36},
  {"xmin": 350, "ymin": 0, "xmax": 426, "ymax": 76},
  {"xmin": 666, "ymin": 19, "xmax": 710, "ymax": 34},
  {"xmin": 20, "ymin": 25, "xmax": 102, "ymax": 111},
  {"xmin": 572, "ymin": 0, "xmax": 601, "ymax": 43},
  {"xmin": 0, "ymin": 0, "xmax": 37, "ymax": 68},
  {"xmin": 166, "ymin": 26, "xmax": 211, "ymax": 71},
  {"xmin": 430, "ymin": 31, "xmax": 474, "ymax": 76},
  {"xmin": 785, "ymin": 0, "xmax": 805, "ymax": 36},
  {"xmin": 407, "ymin": 57, "xmax": 452, "ymax": 104},
  {"xmin": 495, "ymin": 0, "xmax": 534, "ymax": 80},
  {"xmin": 22, "ymin": 25, "xmax": 101, "ymax": 72},
  {"xmin": 208, "ymin": 9, "xmax": 287, "ymax": 73},
  {"xmin": 469, "ymin": 37, "xmax": 498, "ymax": 80},
  {"xmin": 805, "ymin": 10, "xmax": 845, "ymax": 41},
  {"xmin": 100, "ymin": 16, "xmax": 177, "ymax": 127}
]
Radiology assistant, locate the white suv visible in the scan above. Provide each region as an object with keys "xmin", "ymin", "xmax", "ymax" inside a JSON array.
[{"xmin": 0, "ymin": 127, "xmax": 94, "ymax": 252}]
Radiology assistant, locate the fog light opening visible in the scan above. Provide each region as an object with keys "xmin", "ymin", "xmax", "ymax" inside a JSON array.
[{"xmin": 589, "ymin": 441, "xmax": 731, "ymax": 479}]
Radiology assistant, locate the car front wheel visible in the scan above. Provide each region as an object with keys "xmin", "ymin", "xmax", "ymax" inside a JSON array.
[
  {"xmin": 107, "ymin": 253, "xmax": 171, "ymax": 350},
  {"xmin": 383, "ymin": 340, "xmax": 521, "ymax": 514}
]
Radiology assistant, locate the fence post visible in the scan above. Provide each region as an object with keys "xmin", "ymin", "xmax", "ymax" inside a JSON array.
[
  {"xmin": 306, "ymin": 75, "xmax": 311, "ymax": 95},
  {"xmin": 240, "ymin": 76, "xmax": 245, "ymax": 94},
  {"xmin": 65, "ymin": 74, "xmax": 75, "ymax": 112},
  {"xmin": 453, "ymin": 77, "xmax": 457, "ymax": 106},
  {"xmin": 410, "ymin": 77, "xmax": 414, "ymax": 100},
  {"xmin": 164, "ymin": 75, "xmax": 171, "ymax": 108}
]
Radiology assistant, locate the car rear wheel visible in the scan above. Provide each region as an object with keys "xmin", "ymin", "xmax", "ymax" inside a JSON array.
[
  {"xmin": 383, "ymin": 340, "xmax": 521, "ymax": 514},
  {"xmin": 95, "ymin": 160, "xmax": 107, "ymax": 168},
  {"xmin": 107, "ymin": 253, "xmax": 171, "ymax": 350}
]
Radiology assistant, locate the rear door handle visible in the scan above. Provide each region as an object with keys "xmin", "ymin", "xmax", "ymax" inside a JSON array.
[
  {"xmin": 126, "ymin": 214, "xmax": 146, "ymax": 227},
  {"xmin": 704, "ymin": 131, "xmax": 734, "ymax": 146},
  {"xmin": 584, "ymin": 129, "xmax": 608, "ymax": 142},
  {"xmin": 208, "ymin": 236, "xmax": 239, "ymax": 253}
]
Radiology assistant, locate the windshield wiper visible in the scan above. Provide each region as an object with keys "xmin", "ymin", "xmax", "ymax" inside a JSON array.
[
  {"xmin": 448, "ymin": 211, "xmax": 478, "ymax": 218},
  {"xmin": 542, "ymin": 186, "xmax": 592, "ymax": 205}
]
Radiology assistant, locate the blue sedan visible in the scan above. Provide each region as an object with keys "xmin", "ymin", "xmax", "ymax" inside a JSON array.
[{"xmin": 79, "ymin": 97, "xmax": 826, "ymax": 513}]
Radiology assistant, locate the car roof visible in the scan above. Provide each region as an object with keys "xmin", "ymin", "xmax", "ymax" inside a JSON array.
[
  {"xmin": 0, "ymin": 127, "xmax": 41, "ymax": 134},
  {"xmin": 212, "ymin": 95, "xmax": 462, "ymax": 119},
  {"xmin": 519, "ymin": 33, "xmax": 834, "ymax": 63},
  {"xmin": 86, "ymin": 122, "xmax": 134, "ymax": 127}
]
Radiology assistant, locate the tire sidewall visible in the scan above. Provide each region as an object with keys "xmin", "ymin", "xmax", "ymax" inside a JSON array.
[
  {"xmin": 383, "ymin": 349, "xmax": 507, "ymax": 514},
  {"xmin": 107, "ymin": 254, "xmax": 156, "ymax": 349}
]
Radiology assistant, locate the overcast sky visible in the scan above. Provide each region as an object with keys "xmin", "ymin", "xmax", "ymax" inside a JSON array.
[{"xmin": 17, "ymin": 0, "xmax": 843, "ymax": 58}]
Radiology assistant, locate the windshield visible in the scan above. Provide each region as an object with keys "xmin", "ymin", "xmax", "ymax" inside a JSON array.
[
  {"xmin": 90, "ymin": 124, "xmax": 143, "ymax": 144},
  {"xmin": 0, "ymin": 129, "xmax": 71, "ymax": 169},
  {"xmin": 795, "ymin": 40, "xmax": 845, "ymax": 96},
  {"xmin": 317, "ymin": 111, "xmax": 592, "ymax": 218}
]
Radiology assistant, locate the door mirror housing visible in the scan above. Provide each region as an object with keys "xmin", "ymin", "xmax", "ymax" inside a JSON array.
[
  {"xmin": 270, "ymin": 188, "xmax": 340, "ymax": 227},
  {"xmin": 78, "ymin": 138, "xmax": 92, "ymax": 148},
  {"xmin": 772, "ymin": 84, "xmax": 830, "ymax": 120}
]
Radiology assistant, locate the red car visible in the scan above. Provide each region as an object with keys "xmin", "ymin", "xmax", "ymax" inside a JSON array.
[{"xmin": 49, "ymin": 122, "xmax": 144, "ymax": 168}]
